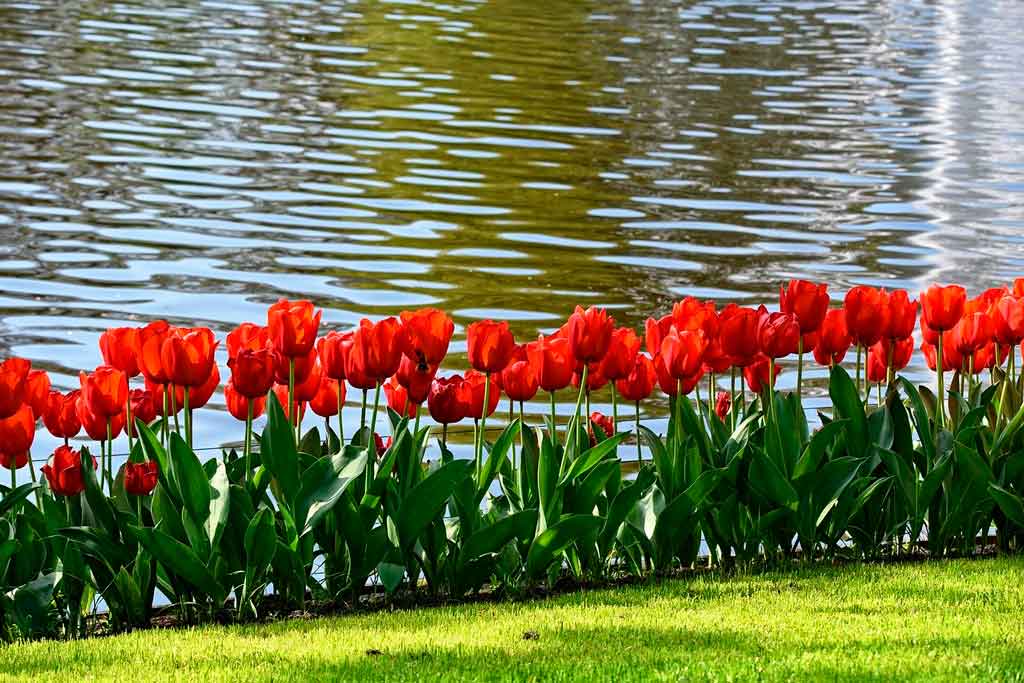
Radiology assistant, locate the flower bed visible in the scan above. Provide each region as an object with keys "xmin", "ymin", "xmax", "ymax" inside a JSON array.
[{"xmin": 1, "ymin": 281, "xmax": 1023, "ymax": 641}]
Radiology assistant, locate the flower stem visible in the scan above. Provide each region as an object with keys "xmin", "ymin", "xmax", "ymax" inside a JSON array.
[
  {"xmin": 635, "ymin": 400, "xmax": 642, "ymax": 465},
  {"xmin": 244, "ymin": 398, "xmax": 253, "ymax": 485},
  {"xmin": 476, "ymin": 372, "xmax": 491, "ymax": 478},
  {"xmin": 936, "ymin": 336, "xmax": 945, "ymax": 430},
  {"xmin": 336, "ymin": 381, "xmax": 345, "ymax": 446},
  {"xmin": 797, "ymin": 336, "xmax": 804, "ymax": 398},
  {"xmin": 288, "ymin": 358, "xmax": 297, "ymax": 445},
  {"xmin": 366, "ymin": 381, "xmax": 381, "ymax": 488},
  {"xmin": 183, "ymin": 386, "xmax": 191, "ymax": 450}
]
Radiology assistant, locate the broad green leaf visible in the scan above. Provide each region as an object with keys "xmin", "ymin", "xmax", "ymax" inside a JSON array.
[
  {"xmin": 477, "ymin": 420, "xmax": 522, "ymax": 501},
  {"xmin": 460, "ymin": 509, "xmax": 537, "ymax": 563},
  {"xmin": 989, "ymin": 484, "xmax": 1024, "ymax": 528},
  {"xmin": 205, "ymin": 461, "xmax": 231, "ymax": 549},
  {"xmin": 525, "ymin": 514, "xmax": 603, "ymax": 579},
  {"xmin": 170, "ymin": 433, "xmax": 211, "ymax": 531},
  {"xmin": 558, "ymin": 432, "xmax": 627, "ymax": 487},
  {"xmin": 295, "ymin": 451, "xmax": 367, "ymax": 537},
  {"xmin": 397, "ymin": 459, "xmax": 472, "ymax": 550},
  {"xmin": 830, "ymin": 365, "xmax": 867, "ymax": 458},
  {"xmin": 260, "ymin": 391, "xmax": 300, "ymax": 501},
  {"xmin": 127, "ymin": 525, "xmax": 225, "ymax": 604},
  {"xmin": 749, "ymin": 450, "xmax": 798, "ymax": 511}
]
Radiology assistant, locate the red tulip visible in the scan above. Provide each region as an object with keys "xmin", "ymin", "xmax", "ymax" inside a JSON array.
[
  {"xmin": 467, "ymin": 319, "xmax": 516, "ymax": 373},
  {"xmin": 991, "ymin": 296, "xmax": 1024, "ymax": 346},
  {"xmin": 718, "ymin": 305, "xmax": 763, "ymax": 367},
  {"xmin": 310, "ymin": 376, "xmax": 346, "ymax": 419},
  {"xmin": 573, "ymin": 363, "xmax": 608, "ymax": 392},
  {"xmin": 225, "ymin": 381, "xmax": 265, "ymax": 421},
  {"xmin": 272, "ymin": 384, "xmax": 305, "ymax": 422},
  {"xmin": 714, "ymin": 391, "xmax": 731, "ymax": 421},
  {"xmin": 671, "ymin": 298, "xmax": 719, "ymax": 338},
  {"xmin": 654, "ymin": 353, "xmax": 702, "ymax": 396},
  {"xmin": 346, "ymin": 318, "xmax": 403, "ymax": 383},
  {"xmin": 126, "ymin": 388, "xmax": 158, "ymax": 436},
  {"xmin": 400, "ymin": 308, "xmax": 454, "ymax": 366},
  {"xmin": 42, "ymin": 445, "xmax": 95, "ymax": 496},
  {"xmin": 615, "ymin": 353, "xmax": 657, "ymax": 402},
  {"xmin": 0, "ymin": 357, "xmax": 30, "ymax": 418},
  {"xmin": 79, "ymin": 366, "xmax": 128, "ymax": 418},
  {"xmin": 526, "ymin": 335, "xmax": 574, "ymax": 392},
  {"xmin": 43, "ymin": 390, "xmax": 82, "ymax": 440},
  {"xmin": 375, "ymin": 433, "xmax": 390, "ymax": 458},
  {"xmin": 921, "ymin": 284, "xmax": 967, "ymax": 332},
  {"xmin": 395, "ymin": 355, "xmax": 437, "ymax": 405},
  {"xmin": 267, "ymin": 299, "xmax": 322, "ymax": 358},
  {"xmin": 644, "ymin": 315, "xmax": 674, "ymax": 356},
  {"xmin": 25, "ymin": 369, "xmax": 51, "ymax": 418},
  {"xmin": 462, "ymin": 370, "xmax": 500, "ymax": 419},
  {"xmin": 145, "ymin": 378, "xmax": 184, "ymax": 415},
  {"xmin": 0, "ymin": 404, "xmax": 34, "ymax": 470},
  {"xmin": 885, "ymin": 290, "xmax": 918, "ymax": 340},
  {"xmin": 743, "ymin": 354, "xmax": 780, "ymax": 394},
  {"xmin": 921, "ymin": 337, "xmax": 963, "ymax": 373},
  {"xmin": 973, "ymin": 342, "xmax": 1004, "ymax": 373},
  {"xmin": 599, "ymin": 327, "xmax": 641, "ymax": 381},
  {"xmin": 660, "ymin": 327, "xmax": 707, "ymax": 379},
  {"xmin": 1014, "ymin": 279, "xmax": 1024, "ymax": 299},
  {"xmin": 566, "ymin": 306, "xmax": 614, "ymax": 364},
  {"xmin": 499, "ymin": 356, "xmax": 538, "ymax": 403},
  {"xmin": 866, "ymin": 346, "xmax": 887, "ymax": 384},
  {"xmin": 292, "ymin": 359, "xmax": 323, "ymax": 403},
  {"xmin": 226, "ymin": 323, "xmax": 268, "ymax": 358},
  {"xmin": 384, "ymin": 376, "xmax": 418, "ymax": 418},
  {"xmin": 428, "ymin": 375, "xmax": 468, "ymax": 425},
  {"xmin": 812, "ymin": 309, "xmax": 852, "ymax": 367},
  {"xmin": 99, "ymin": 327, "xmax": 141, "ymax": 378},
  {"xmin": 0, "ymin": 450, "xmax": 28, "ymax": 471},
  {"xmin": 951, "ymin": 312, "xmax": 993, "ymax": 356},
  {"xmin": 702, "ymin": 338, "xmax": 733, "ymax": 374},
  {"xmin": 275, "ymin": 346, "xmax": 317, "ymax": 386},
  {"xmin": 757, "ymin": 312, "xmax": 800, "ymax": 359},
  {"xmin": 124, "ymin": 461, "xmax": 158, "ymax": 496},
  {"xmin": 136, "ymin": 320, "xmax": 172, "ymax": 385},
  {"xmin": 589, "ymin": 411, "xmax": 614, "ymax": 443},
  {"xmin": 161, "ymin": 327, "xmax": 218, "ymax": 388},
  {"xmin": 76, "ymin": 394, "xmax": 125, "ymax": 441},
  {"xmin": 188, "ymin": 363, "xmax": 220, "ymax": 410},
  {"xmin": 228, "ymin": 345, "xmax": 277, "ymax": 399},
  {"xmin": 868, "ymin": 337, "xmax": 914, "ymax": 382},
  {"xmin": 317, "ymin": 330, "xmax": 351, "ymax": 381},
  {"xmin": 844, "ymin": 286, "xmax": 889, "ymax": 347},
  {"xmin": 780, "ymin": 280, "xmax": 829, "ymax": 334}
]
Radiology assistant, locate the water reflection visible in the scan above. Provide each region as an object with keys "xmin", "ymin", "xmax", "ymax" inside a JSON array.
[{"xmin": 1, "ymin": 0, "xmax": 1023, "ymax": 456}]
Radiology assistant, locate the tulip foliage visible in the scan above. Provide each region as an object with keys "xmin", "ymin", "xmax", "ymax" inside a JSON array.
[{"xmin": 3, "ymin": 282, "xmax": 1024, "ymax": 642}]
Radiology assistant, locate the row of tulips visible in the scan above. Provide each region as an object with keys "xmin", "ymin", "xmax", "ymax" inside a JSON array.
[{"xmin": 2, "ymin": 281, "xmax": 1024, "ymax": 641}]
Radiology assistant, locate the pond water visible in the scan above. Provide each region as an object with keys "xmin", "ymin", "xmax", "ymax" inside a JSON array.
[{"xmin": 2, "ymin": 0, "xmax": 1023, "ymax": 457}]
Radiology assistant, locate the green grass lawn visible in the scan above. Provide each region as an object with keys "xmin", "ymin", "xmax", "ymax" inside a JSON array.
[{"xmin": 3, "ymin": 557, "xmax": 1023, "ymax": 682}]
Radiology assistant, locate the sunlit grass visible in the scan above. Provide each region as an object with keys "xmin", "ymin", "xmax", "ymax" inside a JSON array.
[{"xmin": 3, "ymin": 557, "xmax": 1023, "ymax": 682}]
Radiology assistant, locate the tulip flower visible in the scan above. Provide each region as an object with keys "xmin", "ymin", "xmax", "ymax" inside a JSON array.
[
  {"xmin": 225, "ymin": 381, "xmax": 266, "ymax": 422},
  {"xmin": 161, "ymin": 327, "xmax": 217, "ymax": 389},
  {"xmin": 526, "ymin": 334, "xmax": 575, "ymax": 428},
  {"xmin": 0, "ymin": 404, "xmax": 34, "ymax": 487},
  {"xmin": 226, "ymin": 322, "xmax": 269, "ymax": 358},
  {"xmin": 136, "ymin": 320, "xmax": 172, "ymax": 385},
  {"xmin": 812, "ymin": 309, "xmax": 852, "ymax": 368},
  {"xmin": 589, "ymin": 411, "xmax": 614, "ymax": 446},
  {"xmin": 292, "ymin": 359, "xmax": 323, "ymax": 404},
  {"xmin": 188, "ymin": 363, "xmax": 220, "ymax": 410},
  {"xmin": 644, "ymin": 315, "xmax": 674, "ymax": 357},
  {"xmin": 126, "ymin": 388, "xmax": 158, "ymax": 438},
  {"xmin": 467, "ymin": 319, "xmax": 516, "ymax": 374},
  {"xmin": 317, "ymin": 330, "xmax": 351, "ymax": 381},
  {"xmin": 0, "ymin": 357, "xmax": 30, "ymax": 419},
  {"xmin": 714, "ymin": 391, "xmax": 731, "ymax": 422},
  {"xmin": 43, "ymin": 389, "xmax": 82, "ymax": 442},
  {"xmin": 654, "ymin": 353, "xmax": 702, "ymax": 397},
  {"xmin": 383, "ymin": 375, "xmax": 418, "ymax": 419},
  {"xmin": 718, "ymin": 305, "xmax": 762, "ymax": 368},
  {"xmin": 566, "ymin": 305, "xmax": 614, "ymax": 365},
  {"xmin": 272, "ymin": 384, "xmax": 305, "ymax": 423},
  {"xmin": 500, "ymin": 357, "xmax": 539, "ymax": 404},
  {"xmin": 229, "ymin": 346, "xmax": 277, "ymax": 399},
  {"xmin": 346, "ymin": 318, "xmax": 403, "ymax": 384},
  {"xmin": 124, "ymin": 460, "xmax": 158, "ymax": 497},
  {"xmin": 428, "ymin": 375, "xmax": 468, "ymax": 448},
  {"xmin": 921, "ymin": 336, "xmax": 963, "ymax": 373},
  {"xmin": 743, "ymin": 354, "xmax": 780, "ymax": 395},
  {"xmin": 599, "ymin": 327, "xmax": 641, "ymax": 381},
  {"xmin": 757, "ymin": 312, "xmax": 800, "ymax": 359},
  {"xmin": 843, "ymin": 285, "xmax": 889, "ymax": 398},
  {"xmin": 951, "ymin": 312, "xmax": 993, "ymax": 363},
  {"xmin": 885, "ymin": 290, "xmax": 918, "ymax": 341},
  {"xmin": 992, "ymin": 296, "xmax": 1024, "ymax": 347},
  {"xmin": 615, "ymin": 353, "xmax": 657, "ymax": 404},
  {"xmin": 400, "ymin": 308, "xmax": 454, "ymax": 366},
  {"xmin": 661, "ymin": 327, "xmax": 707, "ymax": 381},
  {"xmin": 395, "ymin": 355, "xmax": 437, "ymax": 405},
  {"xmin": 921, "ymin": 284, "xmax": 968, "ymax": 333},
  {"xmin": 462, "ymin": 370, "xmax": 500, "ymax": 421},
  {"xmin": 267, "ymin": 299, "xmax": 322, "ymax": 358},
  {"xmin": 79, "ymin": 366, "xmax": 128, "ymax": 419},
  {"xmin": 99, "ymin": 327, "xmax": 141, "ymax": 378},
  {"xmin": 311, "ymin": 375, "xmax": 346, "ymax": 425},
  {"xmin": 42, "ymin": 445, "xmax": 96, "ymax": 497},
  {"xmin": 25, "ymin": 369, "xmax": 51, "ymax": 419},
  {"xmin": 780, "ymin": 280, "xmax": 829, "ymax": 334}
]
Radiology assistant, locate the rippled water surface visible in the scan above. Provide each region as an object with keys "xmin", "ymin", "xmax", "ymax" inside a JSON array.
[{"xmin": 3, "ymin": 0, "xmax": 1024, "ymax": 450}]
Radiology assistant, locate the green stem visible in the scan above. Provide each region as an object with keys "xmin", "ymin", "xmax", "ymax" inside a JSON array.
[
  {"xmin": 244, "ymin": 399, "xmax": 253, "ymax": 485},
  {"xmin": 797, "ymin": 336, "xmax": 803, "ymax": 398},
  {"xmin": 518, "ymin": 401, "xmax": 525, "ymax": 471},
  {"xmin": 476, "ymin": 372, "xmax": 491, "ymax": 478},
  {"xmin": 126, "ymin": 397, "xmax": 134, "ymax": 453},
  {"xmin": 855, "ymin": 345, "xmax": 862, "ymax": 403},
  {"xmin": 360, "ymin": 389, "xmax": 368, "ymax": 431},
  {"xmin": 767, "ymin": 358, "xmax": 777, "ymax": 426},
  {"xmin": 611, "ymin": 383, "xmax": 618, "ymax": 435},
  {"xmin": 288, "ymin": 358, "xmax": 297, "ymax": 445},
  {"xmin": 161, "ymin": 385, "xmax": 168, "ymax": 449},
  {"xmin": 183, "ymin": 386, "xmax": 191, "ymax": 450},
  {"xmin": 171, "ymin": 386, "xmax": 180, "ymax": 436},
  {"xmin": 366, "ymin": 381, "xmax": 381, "ymax": 489},
  {"xmin": 549, "ymin": 391, "xmax": 557, "ymax": 439},
  {"xmin": 337, "ymin": 380, "xmax": 345, "ymax": 446},
  {"xmin": 508, "ymin": 399, "xmax": 516, "ymax": 469},
  {"xmin": 937, "ymin": 336, "xmax": 945, "ymax": 431},
  {"xmin": 635, "ymin": 400, "xmax": 642, "ymax": 465},
  {"xmin": 568, "ymin": 365, "xmax": 589, "ymax": 456},
  {"xmin": 730, "ymin": 367, "xmax": 737, "ymax": 431}
]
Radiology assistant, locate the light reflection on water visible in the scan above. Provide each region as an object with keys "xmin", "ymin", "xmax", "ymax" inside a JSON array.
[{"xmin": 1, "ymin": 0, "xmax": 1023, "ymax": 460}]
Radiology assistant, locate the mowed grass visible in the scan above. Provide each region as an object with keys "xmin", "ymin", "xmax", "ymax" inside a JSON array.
[{"xmin": 3, "ymin": 557, "xmax": 1024, "ymax": 682}]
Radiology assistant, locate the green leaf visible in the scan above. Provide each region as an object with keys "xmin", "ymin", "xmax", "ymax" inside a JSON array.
[
  {"xmin": 525, "ymin": 514, "xmax": 603, "ymax": 579},
  {"xmin": 989, "ymin": 484, "xmax": 1024, "ymax": 528},
  {"xmin": 558, "ymin": 432, "xmax": 627, "ymax": 487},
  {"xmin": 295, "ymin": 451, "xmax": 367, "ymax": 537},
  {"xmin": 205, "ymin": 461, "xmax": 231, "ymax": 549},
  {"xmin": 477, "ymin": 420, "xmax": 522, "ymax": 502},
  {"xmin": 749, "ymin": 450, "xmax": 798, "ymax": 511},
  {"xmin": 830, "ymin": 365, "xmax": 868, "ymax": 458},
  {"xmin": 170, "ymin": 433, "xmax": 211, "ymax": 532},
  {"xmin": 127, "ymin": 525, "xmax": 225, "ymax": 604},
  {"xmin": 794, "ymin": 420, "xmax": 847, "ymax": 479},
  {"xmin": 460, "ymin": 509, "xmax": 537, "ymax": 563},
  {"xmin": 0, "ymin": 483, "xmax": 36, "ymax": 518},
  {"xmin": 397, "ymin": 459, "xmax": 472, "ymax": 550},
  {"xmin": 244, "ymin": 507, "xmax": 277, "ymax": 578},
  {"xmin": 136, "ymin": 421, "xmax": 179, "ymax": 504},
  {"xmin": 260, "ymin": 391, "xmax": 301, "ymax": 502}
]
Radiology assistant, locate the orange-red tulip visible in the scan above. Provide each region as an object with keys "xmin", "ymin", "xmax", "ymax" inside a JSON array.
[
  {"xmin": 615, "ymin": 353, "xmax": 657, "ymax": 402},
  {"xmin": 743, "ymin": 354, "xmax": 780, "ymax": 394},
  {"xmin": 228, "ymin": 346, "xmax": 277, "ymax": 399},
  {"xmin": 462, "ymin": 370, "xmax": 500, "ymax": 419},
  {"xmin": 780, "ymin": 280, "xmax": 829, "ymax": 333},
  {"xmin": 0, "ymin": 357, "xmax": 30, "ymax": 418},
  {"xmin": 76, "ymin": 394, "xmax": 125, "ymax": 441},
  {"xmin": 428, "ymin": 375, "xmax": 468, "ymax": 425},
  {"xmin": 991, "ymin": 296, "xmax": 1024, "ymax": 346},
  {"xmin": 921, "ymin": 284, "xmax": 967, "ymax": 332},
  {"xmin": 660, "ymin": 327, "xmax": 707, "ymax": 379},
  {"xmin": 757, "ymin": 312, "xmax": 800, "ymax": 359},
  {"xmin": 599, "ymin": 327, "xmax": 641, "ymax": 381},
  {"xmin": 812, "ymin": 309, "xmax": 852, "ymax": 367},
  {"xmin": 395, "ymin": 355, "xmax": 437, "ymax": 404},
  {"xmin": 126, "ymin": 388, "xmax": 158, "ymax": 436},
  {"xmin": 317, "ymin": 330, "xmax": 351, "ymax": 381},
  {"xmin": 43, "ymin": 389, "xmax": 82, "ymax": 440},
  {"xmin": 844, "ymin": 286, "xmax": 889, "ymax": 347},
  {"xmin": 383, "ymin": 376, "xmax": 417, "ymax": 418},
  {"xmin": 0, "ymin": 404, "xmax": 34, "ymax": 470},
  {"xmin": 25, "ymin": 369, "xmax": 51, "ymax": 418},
  {"xmin": 346, "ymin": 317, "xmax": 403, "ymax": 383},
  {"xmin": 124, "ymin": 461, "xmax": 158, "ymax": 496},
  {"xmin": 526, "ymin": 335, "xmax": 574, "ymax": 392},
  {"xmin": 951, "ymin": 312, "xmax": 993, "ymax": 357},
  {"xmin": 136, "ymin": 320, "xmax": 172, "ymax": 385},
  {"xmin": 225, "ymin": 381, "xmax": 266, "ymax": 421},
  {"xmin": 467, "ymin": 319, "xmax": 516, "ymax": 373},
  {"xmin": 654, "ymin": 353, "xmax": 702, "ymax": 396},
  {"xmin": 718, "ymin": 305, "xmax": 763, "ymax": 367},
  {"xmin": 99, "ymin": 327, "xmax": 141, "ymax": 378},
  {"xmin": 226, "ymin": 322, "xmax": 268, "ymax": 358},
  {"xmin": 268, "ymin": 299, "xmax": 321, "ymax": 358},
  {"xmin": 79, "ymin": 366, "xmax": 128, "ymax": 418},
  {"xmin": 42, "ymin": 445, "xmax": 94, "ymax": 496},
  {"xmin": 161, "ymin": 327, "xmax": 218, "ymax": 388},
  {"xmin": 566, "ymin": 306, "xmax": 614, "ymax": 364},
  {"xmin": 188, "ymin": 363, "xmax": 220, "ymax": 410},
  {"xmin": 885, "ymin": 290, "xmax": 918, "ymax": 340},
  {"xmin": 311, "ymin": 375, "xmax": 346, "ymax": 419},
  {"xmin": 400, "ymin": 308, "xmax": 454, "ymax": 366}
]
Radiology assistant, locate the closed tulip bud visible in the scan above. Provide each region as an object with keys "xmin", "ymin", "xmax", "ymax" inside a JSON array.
[
  {"xmin": 161, "ymin": 327, "xmax": 218, "ymax": 388},
  {"xmin": 225, "ymin": 381, "xmax": 265, "ymax": 421},
  {"xmin": 812, "ymin": 309, "xmax": 852, "ymax": 367},
  {"xmin": 757, "ymin": 312, "xmax": 800, "ymax": 359},
  {"xmin": 467, "ymin": 319, "xmax": 516, "ymax": 373},
  {"xmin": 780, "ymin": 280, "xmax": 829, "ymax": 334},
  {"xmin": 885, "ymin": 290, "xmax": 918, "ymax": 340},
  {"xmin": 573, "ymin": 362, "xmax": 608, "ymax": 392},
  {"xmin": 718, "ymin": 305, "xmax": 763, "ymax": 367},
  {"xmin": 644, "ymin": 315, "xmax": 674, "ymax": 357},
  {"xmin": 0, "ymin": 404, "xmax": 35, "ymax": 470},
  {"xmin": 317, "ymin": 330, "xmax": 352, "ymax": 381},
  {"xmin": 743, "ymin": 354, "xmax": 780, "ymax": 394},
  {"xmin": 702, "ymin": 338, "xmax": 733, "ymax": 374},
  {"xmin": 124, "ymin": 460, "xmax": 158, "ymax": 496},
  {"xmin": 921, "ymin": 284, "xmax": 967, "ymax": 332},
  {"xmin": 275, "ymin": 346, "xmax": 316, "ymax": 386},
  {"xmin": 566, "ymin": 306, "xmax": 614, "ymax": 364},
  {"xmin": 714, "ymin": 391, "xmax": 731, "ymax": 421},
  {"xmin": 292, "ymin": 359, "xmax": 323, "ymax": 403},
  {"xmin": 268, "ymin": 299, "xmax": 322, "ymax": 358},
  {"xmin": 921, "ymin": 336, "xmax": 963, "ymax": 373},
  {"xmin": 428, "ymin": 375, "xmax": 468, "ymax": 425},
  {"xmin": 42, "ymin": 445, "xmax": 96, "ymax": 497},
  {"xmin": 866, "ymin": 346, "xmax": 887, "ymax": 384},
  {"xmin": 0, "ymin": 357, "xmax": 31, "ymax": 418},
  {"xmin": 589, "ymin": 411, "xmax": 614, "ymax": 445},
  {"xmin": 226, "ymin": 322, "xmax": 269, "ymax": 358},
  {"xmin": 99, "ymin": 327, "xmax": 141, "ymax": 377},
  {"xmin": 346, "ymin": 318, "xmax": 403, "ymax": 383},
  {"xmin": 136, "ymin": 320, "xmax": 172, "ymax": 385},
  {"xmin": 500, "ymin": 357, "xmax": 539, "ymax": 403},
  {"xmin": 229, "ymin": 346, "xmax": 278, "ymax": 398},
  {"xmin": 599, "ymin": 327, "xmax": 641, "ymax": 381},
  {"xmin": 672, "ymin": 297, "xmax": 719, "ymax": 338},
  {"xmin": 400, "ymin": 308, "xmax": 454, "ymax": 366},
  {"xmin": 462, "ymin": 370, "xmax": 500, "ymax": 419},
  {"xmin": 654, "ymin": 353, "xmax": 702, "ymax": 396},
  {"xmin": 310, "ymin": 375, "xmax": 345, "ymax": 419},
  {"xmin": 43, "ymin": 389, "xmax": 82, "ymax": 440},
  {"xmin": 844, "ymin": 286, "xmax": 889, "ymax": 347},
  {"xmin": 79, "ymin": 366, "xmax": 128, "ymax": 418},
  {"xmin": 615, "ymin": 353, "xmax": 657, "ymax": 402},
  {"xmin": 126, "ymin": 388, "xmax": 158, "ymax": 437},
  {"xmin": 526, "ymin": 335, "xmax": 574, "ymax": 392},
  {"xmin": 25, "ymin": 369, "xmax": 51, "ymax": 418}
]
